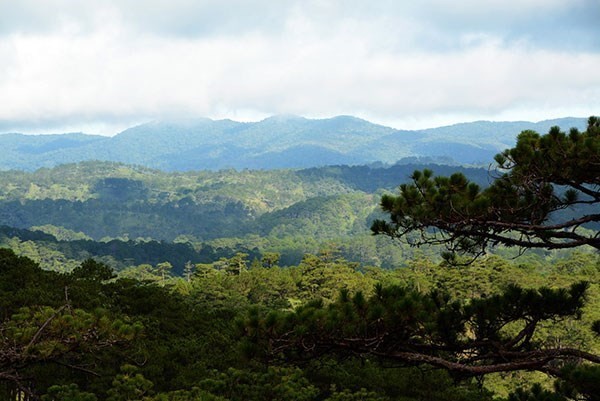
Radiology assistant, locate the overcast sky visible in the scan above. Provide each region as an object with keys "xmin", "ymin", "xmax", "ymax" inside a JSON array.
[{"xmin": 1, "ymin": 0, "xmax": 599, "ymax": 135}]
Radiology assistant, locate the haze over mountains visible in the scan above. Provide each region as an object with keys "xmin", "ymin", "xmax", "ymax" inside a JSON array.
[{"xmin": 0, "ymin": 115, "xmax": 587, "ymax": 171}]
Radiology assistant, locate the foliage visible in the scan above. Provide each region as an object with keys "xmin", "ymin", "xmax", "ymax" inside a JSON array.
[
  {"xmin": 324, "ymin": 387, "xmax": 389, "ymax": 401},
  {"xmin": 372, "ymin": 117, "xmax": 600, "ymax": 257},
  {"xmin": 106, "ymin": 365, "xmax": 154, "ymax": 401},
  {"xmin": 198, "ymin": 367, "xmax": 319, "ymax": 401},
  {"xmin": 42, "ymin": 384, "xmax": 98, "ymax": 401},
  {"xmin": 508, "ymin": 383, "xmax": 567, "ymax": 401},
  {"xmin": 242, "ymin": 282, "xmax": 599, "ymax": 379},
  {"xmin": 0, "ymin": 247, "xmax": 595, "ymax": 399},
  {"xmin": 0, "ymin": 161, "xmax": 490, "ymax": 262},
  {"xmin": 0, "ymin": 117, "xmax": 598, "ymax": 401},
  {"xmin": 0, "ymin": 303, "xmax": 140, "ymax": 397},
  {"xmin": 0, "ymin": 224, "xmax": 597, "ymax": 400},
  {"xmin": 1, "ymin": 159, "xmax": 592, "ymax": 272}
]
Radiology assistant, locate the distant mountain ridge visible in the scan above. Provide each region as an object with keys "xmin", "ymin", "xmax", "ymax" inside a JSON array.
[{"xmin": 0, "ymin": 116, "xmax": 588, "ymax": 171}]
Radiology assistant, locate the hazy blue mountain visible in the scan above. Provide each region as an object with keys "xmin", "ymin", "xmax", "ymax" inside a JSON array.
[
  {"xmin": 0, "ymin": 116, "xmax": 588, "ymax": 171},
  {"xmin": 0, "ymin": 132, "xmax": 107, "ymax": 170}
]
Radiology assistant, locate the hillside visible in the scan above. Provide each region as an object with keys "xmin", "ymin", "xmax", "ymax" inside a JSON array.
[
  {"xmin": 0, "ymin": 116, "xmax": 588, "ymax": 170},
  {"xmin": 1, "ymin": 160, "xmax": 594, "ymax": 272},
  {"xmin": 0, "ymin": 161, "xmax": 491, "ymax": 240},
  {"xmin": 0, "ymin": 161, "xmax": 493, "ymax": 269},
  {"xmin": 0, "ymin": 149, "xmax": 597, "ymax": 401}
]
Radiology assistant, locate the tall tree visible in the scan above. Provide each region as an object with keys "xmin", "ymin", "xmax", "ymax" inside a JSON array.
[
  {"xmin": 155, "ymin": 262, "xmax": 173, "ymax": 286},
  {"xmin": 372, "ymin": 117, "xmax": 600, "ymax": 258},
  {"xmin": 244, "ymin": 118, "xmax": 600, "ymax": 400},
  {"xmin": 244, "ymin": 282, "xmax": 600, "ymax": 376}
]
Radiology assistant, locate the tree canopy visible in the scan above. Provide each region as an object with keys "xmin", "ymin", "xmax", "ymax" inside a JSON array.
[
  {"xmin": 372, "ymin": 116, "xmax": 600, "ymax": 258},
  {"xmin": 241, "ymin": 119, "xmax": 600, "ymax": 400},
  {"xmin": 244, "ymin": 282, "xmax": 600, "ymax": 377}
]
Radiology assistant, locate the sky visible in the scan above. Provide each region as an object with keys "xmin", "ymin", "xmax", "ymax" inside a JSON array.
[{"xmin": 0, "ymin": 0, "xmax": 599, "ymax": 135}]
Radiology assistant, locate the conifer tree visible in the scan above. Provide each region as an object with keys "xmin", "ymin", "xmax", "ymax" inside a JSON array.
[
  {"xmin": 244, "ymin": 118, "xmax": 600, "ymax": 400},
  {"xmin": 372, "ymin": 117, "xmax": 600, "ymax": 258}
]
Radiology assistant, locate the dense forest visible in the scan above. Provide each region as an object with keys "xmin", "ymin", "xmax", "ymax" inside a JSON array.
[
  {"xmin": 1, "ymin": 248, "xmax": 598, "ymax": 400},
  {"xmin": 0, "ymin": 161, "xmax": 493, "ymax": 271},
  {"xmin": 0, "ymin": 119, "xmax": 598, "ymax": 400}
]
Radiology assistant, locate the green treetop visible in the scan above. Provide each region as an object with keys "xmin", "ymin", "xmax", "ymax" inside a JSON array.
[{"xmin": 372, "ymin": 116, "xmax": 600, "ymax": 258}]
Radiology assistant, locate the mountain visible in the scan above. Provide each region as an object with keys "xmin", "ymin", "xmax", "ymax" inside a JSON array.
[
  {"xmin": 0, "ymin": 116, "xmax": 588, "ymax": 171},
  {"xmin": 0, "ymin": 132, "xmax": 106, "ymax": 170}
]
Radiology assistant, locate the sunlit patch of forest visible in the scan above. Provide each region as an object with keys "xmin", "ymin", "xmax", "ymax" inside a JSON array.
[{"xmin": 0, "ymin": 119, "xmax": 599, "ymax": 400}]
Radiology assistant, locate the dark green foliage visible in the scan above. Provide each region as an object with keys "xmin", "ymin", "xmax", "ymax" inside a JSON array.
[
  {"xmin": 41, "ymin": 384, "xmax": 98, "ymax": 401},
  {"xmin": 0, "ymin": 161, "xmax": 447, "ymax": 269},
  {"xmin": 508, "ymin": 384, "xmax": 566, "ymax": 401},
  {"xmin": 509, "ymin": 365, "xmax": 600, "ymax": 401},
  {"xmin": 106, "ymin": 365, "xmax": 155, "ymax": 401},
  {"xmin": 593, "ymin": 320, "xmax": 600, "ymax": 336},
  {"xmin": 0, "ymin": 248, "xmax": 596, "ymax": 400},
  {"xmin": 0, "ymin": 158, "xmax": 594, "ymax": 271},
  {"xmin": 0, "ymin": 116, "xmax": 597, "ymax": 401},
  {"xmin": 0, "ymin": 225, "xmax": 262, "ymax": 273},
  {"xmin": 198, "ymin": 367, "xmax": 319, "ymax": 401},
  {"xmin": 297, "ymin": 163, "xmax": 491, "ymax": 193},
  {"xmin": 71, "ymin": 259, "xmax": 116, "ymax": 281},
  {"xmin": 242, "ymin": 279, "xmax": 599, "ymax": 380},
  {"xmin": 553, "ymin": 365, "xmax": 600, "ymax": 401},
  {"xmin": 0, "ymin": 248, "xmax": 66, "ymax": 318},
  {"xmin": 372, "ymin": 117, "xmax": 600, "ymax": 257}
]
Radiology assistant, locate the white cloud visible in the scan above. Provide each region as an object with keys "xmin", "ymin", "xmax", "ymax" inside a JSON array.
[{"xmin": 0, "ymin": 1, "xmax": 599, "ymax": 134}]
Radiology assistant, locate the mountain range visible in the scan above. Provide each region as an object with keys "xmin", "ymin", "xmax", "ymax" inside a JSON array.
[{"xmin": 0, "ymin": 115, "xmax": 588, "ymax": 171}]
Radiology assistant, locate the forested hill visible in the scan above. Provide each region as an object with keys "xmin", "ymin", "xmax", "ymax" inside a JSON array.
[
  {"xmin": 0, "ymin": 116, "xmax": 587, "ymax": 170},
  {"xmin": 1, "ymin": 158, "xmax": 594, "ymax": 273},
  {"xmin": 0, "ymin": 161, "xmax": 492, "ymax": 271},
  {"xmin": 0, "ymin": 161, "xmax": 490, "ymax": 240}
]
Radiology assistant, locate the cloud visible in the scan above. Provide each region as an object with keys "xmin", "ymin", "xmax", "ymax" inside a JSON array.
[
  {"xmin": 0, "ymin": 1, "xmax": 599, "ymax": 134},
  {"xmin": 2, "ymin": 1, "xmax": 597, "ymax": 48},
  {"xmin": 0, "ymin": 0, "xmax": 296, "ymax": 37}
]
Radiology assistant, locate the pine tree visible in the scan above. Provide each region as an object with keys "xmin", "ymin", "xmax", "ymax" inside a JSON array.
[{"xmin": 372, "ymin": 117, "xmax": 600, "ymax": 258}]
